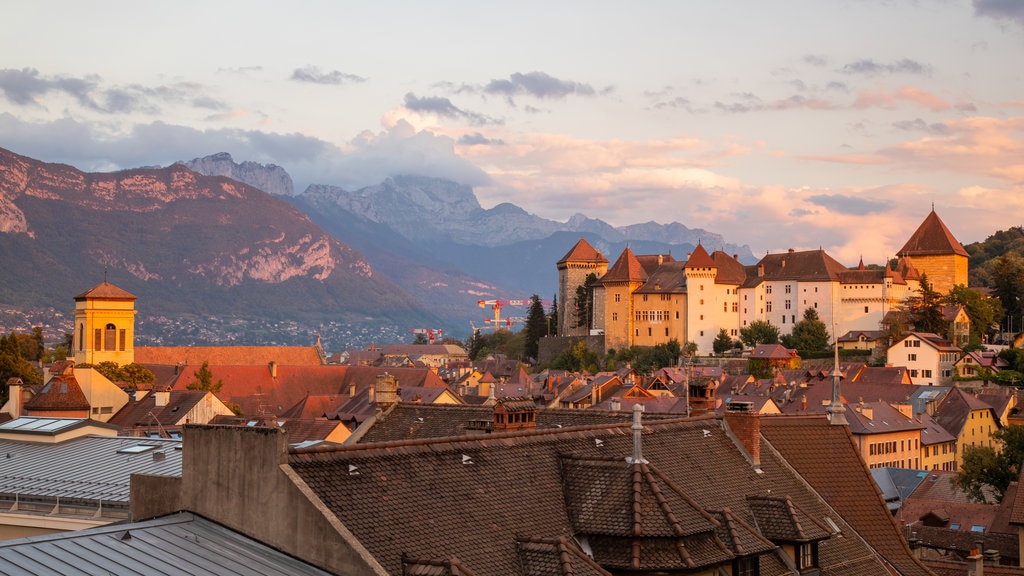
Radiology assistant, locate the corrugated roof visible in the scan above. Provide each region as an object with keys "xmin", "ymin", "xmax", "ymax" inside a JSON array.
[
  {"xmin": 0, "ymin": 511, "xmax": 333, "ymax": 576},
  {"xmin": 0, "ymin": 435, "xmax": 181, "ymax": 504}
]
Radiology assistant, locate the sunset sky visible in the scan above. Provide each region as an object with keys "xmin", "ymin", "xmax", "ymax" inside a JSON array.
[{"xmin": 2, "ymin": 0, "xmax": 1023, "ymax": 264}]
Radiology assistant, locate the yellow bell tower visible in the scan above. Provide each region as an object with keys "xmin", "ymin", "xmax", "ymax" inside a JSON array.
[{"xmin": 72, "ymin": 281, "xmax": 137, "ymax": 365}]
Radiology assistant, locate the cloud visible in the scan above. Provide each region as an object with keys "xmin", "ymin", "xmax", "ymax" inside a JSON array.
[
  {"xmin": 458, "ymin": 132, "xmax": 505, "ymax": 146},
  {"xmin": 403, "ymin": 93, "xmax": 499, "ymax": 126},
  {"xmin": 853, "ymin": 86, "xmax": 950, "ymax": 111},
  {"xmin": 840, "ymin": 58, "xmax": 933, "ymax": 76},
  {"xmin": 973, "ymin": 0, "xmax": 1024, "ymax": 27},
  {"xmin": 877, "ymin": 116, "xmax": 1024, "ymax": 182},
  {"xmin": 290, "ymin": 66, "xmax": 366, "ymax": 85},
  {"xmin": 484, "ymin": 71, "xmax": 596, "ymax": 101},
  {"xmin": 0, "ymin": 68, "xmax": 227, "ymax": 114},
  {"xmin": 892, "ymin": 118, "xmax": 950, "ymax": 135},
  {"xmin": 804, "ymin": 193, "xmax": 892, "ymax": 215},
  {"xmin": 804, "ymin": 54, "xmax": 829, "ymax": 67}
]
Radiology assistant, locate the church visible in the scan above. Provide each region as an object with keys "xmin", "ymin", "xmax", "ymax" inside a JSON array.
[{"xmin": 557, "ymin": 209, "xmax": 969, "ymax": 354}]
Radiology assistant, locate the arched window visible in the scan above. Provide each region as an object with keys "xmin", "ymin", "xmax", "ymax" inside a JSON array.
[{"xmin": 104, "ymin": 323, "xmax": 117, "ymax": 352}]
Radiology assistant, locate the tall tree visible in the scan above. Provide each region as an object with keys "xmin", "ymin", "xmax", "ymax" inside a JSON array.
[
  {"xmin": 713, "ymin": 329, "xmax": 734, "ymax": 355},
  {"xmin": 524, "ymin": 294, "xmax": 547, "ymax": 361},
  {"xmin": 0, "ymin": 332, "xmax": 43, "ymax": 405},
  {"xmin": 548, "ymin": 294, "xmax": 558, "ymax": 336},
  {"xmin": 954, "ymin": 425, "xmax": 1024, "ymax": 502},
  {"xmin": 991, "ymin": 254, "xmax": 1024, "ymax": 334},
  {"xmin": 739, "ymin": 320, "xmax": 780, "ymax": 348},
  {"xmin": 574, "ymin": 273, "xmax": 598, "ymax": 331},
  {"xmin": 911, "ymin": 273, "xmax": 946, "ymax": 335}
]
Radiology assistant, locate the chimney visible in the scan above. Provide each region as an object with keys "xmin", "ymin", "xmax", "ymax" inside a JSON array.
[
  {"xmin": 801, "ymin": 395, "xmax": 807, "ymax": 411},
  {"xmin": 610, "ymin": 398, "xmax": 621, "ymax": 412},
  {"xmin": 368, "ymin": 385, "xmax": 375, "ymax": 404},
  {"xmin": 658, "ymin": 254, "xmax": 664, "ymax": 265},
  {"xmin": 6, "ymin": 378, "xmax": 24, "ymax": 418},
  {"xmin": 375, "ymin": 372, "xmax": 398, "ymax": 410},
  {"xmin": 724, "ymin": 402, "xmax": 760, "ymax": 467},
  {"xmin": 154, "ymin": 389, "xmax": 169, "ymax": 407},
  {"xmin": 758, "ymin": 264, "xmax": 764, "ymax": 277},
  {"xmin": 984, "ymin": 549, "xmax": 999, "ymax": 566},
  {"xmin": 861, "ymin": 406, "xmax": 873, "ymax": 420},
  {"xmin": 968, "ymin": 549, "xmax": 984, "ymax": 576},
  {"xmin": 269, "ymin": 361, "xmax": 277, "ymax": 378},
  {"xmin": 350, "ymin": 384, "xmax": 357, "ymax": 397}
]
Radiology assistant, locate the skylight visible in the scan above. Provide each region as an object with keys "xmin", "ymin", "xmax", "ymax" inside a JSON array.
[{"xmin": 117, "ymin": 444, "xmax": 159, "ymax": 454}]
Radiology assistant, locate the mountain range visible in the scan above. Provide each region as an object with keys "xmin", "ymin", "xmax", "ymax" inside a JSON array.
[{"xmin": 0, "ymin": 147, "xmax": 753, "ymax": 350}]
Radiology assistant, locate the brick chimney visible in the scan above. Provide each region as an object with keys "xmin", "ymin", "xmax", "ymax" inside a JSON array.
[
  {"xmin": 6, "ymin": 378, "xmax": 24, "ymax": 418},
  {"xmin": 375, "ymin": 372, "xmax": 398, "ymax": 410},
  {"xmin": 723, "ymin": 401, "xmax": 760, "ymax": 467}
]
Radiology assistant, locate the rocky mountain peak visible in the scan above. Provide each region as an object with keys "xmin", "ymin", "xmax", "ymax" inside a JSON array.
[{"xmin": 182, "ymin": 153, "xmax": 294, "ymax": 196}]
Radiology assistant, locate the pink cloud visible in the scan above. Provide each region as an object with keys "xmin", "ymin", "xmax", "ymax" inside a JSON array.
[{"xmin": 853, "ymin": 86, "xmax": 950, "ymax": 111}]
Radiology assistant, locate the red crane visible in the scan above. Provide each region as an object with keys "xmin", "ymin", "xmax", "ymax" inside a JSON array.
[
  {"xmin": 477, "ymin": 299, "xmax": 550, "ymax": 331},
  {"xmin": 408, "ymin": 328, "xmax": 444, "ymax": 343}
]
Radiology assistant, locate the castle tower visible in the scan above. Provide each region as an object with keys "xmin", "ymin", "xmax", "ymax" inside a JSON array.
[
  {"xmin": 896, "ymin": 209, "xmax": 968, "ymax": 294},
  {"xmin": 556, "ymin": 238, "xmax": 608, "ymax": 337},
  {"xmin": 599, "ymin": 247, "xmax": 648, "ymax": 351},
  {"xmin": 72, "ymin": 281, "xmax": 137, "ymax": 365},
  {"xmin": 683, "ymin": 243, "xmax": 718, "ymax": 353}
]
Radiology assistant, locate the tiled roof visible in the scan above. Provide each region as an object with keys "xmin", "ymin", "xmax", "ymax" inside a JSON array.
[
  {"xmin": 897, "ymin": 210, "xmax": 969, "ymax": 258},
  {"xmin": 684, "ymin": 243, "xmax": 716, "ymax": 269},
  {"xmin": 600, "ymin": 247, "xmax": 647, "ymax": 283},
  {"xmin": 634, "ymin": 262, "xmax": 687, "ymax": 294},
  {"xmin": 135, "ymin": 345, "xmax": 323, "ymax": 366},
  {"xmin": 73, "ymin": 281, "xmax": 136, "ymax": 300},
  {"xmin": 712, "ymin": 250, "xmax": 747, "ymax": 284},
  {"xmin": 279, "ymin": 393, "xmax": 348, "ymax": 419},
  {"xmin": 746, "ymin": 495, "xmax": 831, "ymax": 542},
  {"xmin": 106, "ymin": 389, "xmax": 213, "ymax": 431},
  {"xmin": 744, "ymin": 249, "xmax": 848, "ymax": 286},
  {"xmin": 846, "ymin": 401, "xmax": 925, "ymax": 435},
  {"xmin": 761, "ymin": 416, "xmax": 936, "ymax": 576},
  {"xmin": 917, "ymin": 413, "xmax": 957, "ymax": 446},
  {"xmin": 292, "ymin": 414, "xmax": 896, "ymax": 576},
  {"xmin": 556, "ymin": 237, "xmax": 607, "ymax": 265},
  {"xmin": 933, "ymin": 387, "xmax": 999, "ymax": 438},
  {"xmin": 24, "ymin": 373, "xmax": 90, "ymax": 411}
]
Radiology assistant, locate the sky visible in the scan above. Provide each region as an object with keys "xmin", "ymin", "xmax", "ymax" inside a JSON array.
[{"xmin": 2, "ymin": 0, "xmax": 1023, "ymax": 264}]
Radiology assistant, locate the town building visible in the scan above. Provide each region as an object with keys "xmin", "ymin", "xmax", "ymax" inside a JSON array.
[
  {"xmin": 886, "ymin": 332, "xmax": 961, "ymax": 386},
  {"xmin": 557, "ymin": 210, "xmax": 967, "ymax": 357}
]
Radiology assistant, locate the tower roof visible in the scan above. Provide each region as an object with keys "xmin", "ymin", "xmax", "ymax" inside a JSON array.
[
  {"xmin": 897, "ymin": 210, "xmax": 969, "ymax": 258},
  {"xmin": 74, "ymin": 281, "xmax": 136, "ymax": 301},
  {"xmin": 556, "ymin": 237, "xmax": 607, "ymax": 266},
  {"xmin": 684, "ymin": 243, "xmax": 716, "ymax": 269},
  {"xmin": 600, "ymin": 247, "xmax": 647, "ymax": 283}
]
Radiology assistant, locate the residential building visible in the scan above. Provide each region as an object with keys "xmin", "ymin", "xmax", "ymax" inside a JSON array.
[
  {"xmin": 933, "ymin": 387, "xmax": 1002, "ymax": 468},
  {"xmin": 917, "ymin": 412, "xmax": 958, "ymax": 471},
  {"xmin": 847, "ymin": 401, "xmax": 925, "ymax": 469},
  {"xmin": 886, "ymin": 332, "xmax": 960, "ymax": 386}
]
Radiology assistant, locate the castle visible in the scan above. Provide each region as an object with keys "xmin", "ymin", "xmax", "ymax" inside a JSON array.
[{"xmin": 557, "ymin": 209, "xmax": 969, "ymax": 354}]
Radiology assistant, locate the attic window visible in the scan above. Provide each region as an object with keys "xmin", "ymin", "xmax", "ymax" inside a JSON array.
[
  {"xmin": 949, "ymin": 523, "xmax": 960, "ymax": 530},
  {"xmin": 971, "ymin": 525, "xmax": 985, "ymax": 532},
  {"xmin": 117, "ymin": 444, "xmax": 159, "ymax": 454}
]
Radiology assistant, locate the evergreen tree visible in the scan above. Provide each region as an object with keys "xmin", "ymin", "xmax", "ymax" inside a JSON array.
[
  {"xmin": 713, "ymin": 329, "xmax": 734, "ymax": 355},
  {"xmin": 548, "ymin": 294, "xmax": 558, "ymax": 336},
  {"xmin": 991, "ymin": 254, "xmax": 1024, "ymax": 333},
  {"xmin": 186, "ymin": 360, "xmax": 224, "ymax": 394},
  {"xmin": 524, "ymin": 294, "xmax": 548, "ymax": 361},
  {"xmin": 574, "ymin": 273, "xmax": 598, "ymax": 330},
  {"xmin": 910, "ymin": 273, "xmax": 946, "ymax": 335}
]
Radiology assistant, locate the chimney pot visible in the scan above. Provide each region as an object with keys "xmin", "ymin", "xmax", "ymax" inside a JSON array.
[{"xmin": 723, "ymin": 407, "xmax": 761, "ymax": 467}]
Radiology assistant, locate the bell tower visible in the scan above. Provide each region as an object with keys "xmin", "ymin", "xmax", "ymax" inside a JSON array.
[{"xmin": 72, "ymin": 281, "xmax": 137, "ymax": 365}]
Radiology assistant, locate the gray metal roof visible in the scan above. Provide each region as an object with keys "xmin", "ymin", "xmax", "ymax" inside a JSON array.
[
  {"xmin": 0, "ymin": 512, "xmax": 334, "ymax": 575},
  {"xmin": 0, "ymin": 435, "xmax": 181, "ymax": 504}
]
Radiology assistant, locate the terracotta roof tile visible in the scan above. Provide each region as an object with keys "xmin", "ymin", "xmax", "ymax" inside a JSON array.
[
  {"xmin": 684, "ymin": 243, "xmax": 716, "ymax": 269},
  {"xmin": 600, "ymin": 247, "xmax": 647, "ymax": 284},
  {"xmin": 136, "ymin": 345, "xmax": 323, "ymax": 366},
  {"xmin": 24, "ymin": 373, "xmax": 90, "ymax": 411},
  {"xmin": 898, "ymin": 210, "xmax": 969, "ymax": 258},
  {"xmin": 73, "ymin": 281, "xmax": 136, "ymax": 301},
  {"xmin": 556, "ymin": 237, "xmax": 608, "ymax": 266}
]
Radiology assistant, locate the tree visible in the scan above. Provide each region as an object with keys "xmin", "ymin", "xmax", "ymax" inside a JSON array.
[
  {"xmin": 713, "ymin": 329, "xmax": 734, "ymax": 355},
  {"xmin": 186, "ymin": 360, "xmax": 224, "ymax": 394},
  {"xmin": 740, "ymin": 320, "xmax": 780, "ymax": 348},
  {"xmin": 77, "ymin": 361, "xmax": 155, "ymax": 388},
  {"xmin": 991, "ymin": 254, "xmax": 1024, "ymax": 334},
  {"xmin": 551, "ymin": 340, "xmax": 600, "ymax": 373},
  {"xmin": 524, "ymin": 294, "xmax": 547, "ymax": 361},
  {"xmin": 946, "ymin": 284, "xmax": 1001, "ymax": 349},
  {"xmin": 954, "ymin": 425, "xmax": 1024, "ymax": 502},
  {"xmin": 548, "ymin": 294, "xmax": 558, "ymax": 336},
  {"xmin": 574, "ymin": 273, "xmax": 598, "ymax": 331},
  {"xmin": 0, "ymin": 332, "xmax": 42, "ymax": 405},
  {"xmin": 910, "ymin": 273, "xmax": 946, "ymax": 335},
  {"xmin": 782, "ymin": 308, "xmax": 830, "ymax": 354},
  {"xmin": 411, "ymin": 332, "xmax": 429, "ymax": 345}
]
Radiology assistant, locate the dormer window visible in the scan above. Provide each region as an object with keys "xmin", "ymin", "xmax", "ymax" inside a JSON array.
[
  {"xmin": 798, "ymin": 542, "xmax": 817, "ymax": 571},
  {"xmin": 735, "ymin": 556, "xmax": 759, "ymax": 576}
]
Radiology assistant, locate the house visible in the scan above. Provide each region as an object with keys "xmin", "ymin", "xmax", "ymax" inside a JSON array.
[
  {"xmin": 127, "ymin": 406, "xmax": 933, "ymax": 576},
  {"xmin": 887, "ymin": 332, "xmax": 961, "ymax": 386},
  {"xmin": 917, "ymin": 412, "xmax": 958, "ymax": 471},
  {"xmin": 2, "ymin": 361, "xmax": 130, "ymax": 423},
  {"xmin": 846, "ymin": 401, "xmax": 926, "ymax": 470},
  {"xmin": 955, "ymin": 350, "xmax": 1010, "ymax": 381},
  {"xmin": 942, "ymin": 305, "xmax": 971, "ymax": 349},
  {"xmin": 933, "ymin": 387, "xmax": 1002, "ymax": 468},
  {"xmin": 837, "ymin": 329, "xmax": 887, "ymax": 357},
  {"xmin": 106, "ymin": 388, "xmax": 236, "ymax": 438}
]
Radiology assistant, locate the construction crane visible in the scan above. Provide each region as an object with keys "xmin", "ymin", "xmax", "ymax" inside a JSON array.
[
  {"xmin": 477, "ymin": 299, "xmax": 551, "ymax": 331},
  {"xmin": 408, "ymin": 328, "xmax": 444, "ymax": 343}
]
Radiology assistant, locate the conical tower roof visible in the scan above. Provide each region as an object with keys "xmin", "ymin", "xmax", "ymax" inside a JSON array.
[
  {"xmin": 601, "ymin": 247, "xmax": 647, "ymax": 283},
  {"xmin": 557, "ymin": 237, "xmax": 607, "ymax": 266},
  {"xmin": 684, "ymin": 243, "xmax": 716, "ymax": 268},
  {"xmin": 897, "ymin": 210, "xmax": 968, "ymax": 258}
]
